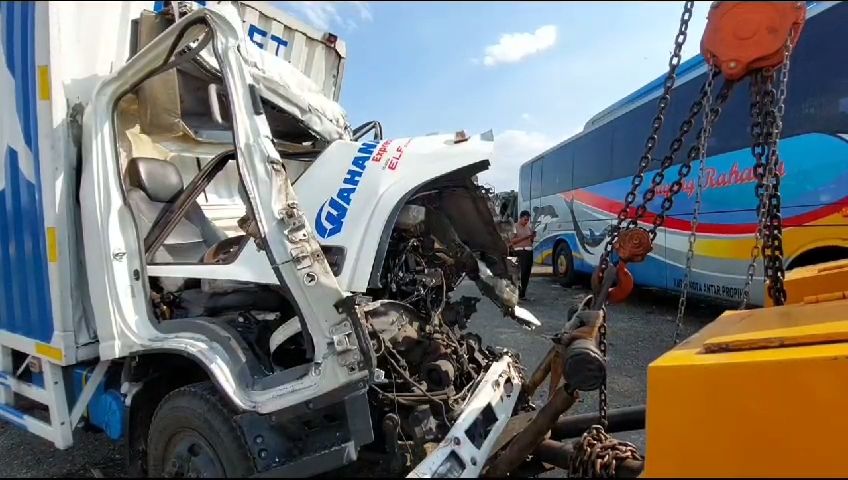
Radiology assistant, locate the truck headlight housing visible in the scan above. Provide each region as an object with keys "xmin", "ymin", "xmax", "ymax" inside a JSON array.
[{"xmin": 433, "ymin": 452, "xmax": 465, "ymax": 478}]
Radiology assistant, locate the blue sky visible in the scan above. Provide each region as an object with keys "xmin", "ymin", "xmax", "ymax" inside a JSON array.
[{"xmin": 279, "ymin": 1, "xmax": 711, "ymax": 191}]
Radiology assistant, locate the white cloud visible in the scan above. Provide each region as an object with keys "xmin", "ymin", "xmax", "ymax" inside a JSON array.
[
  {"xmin": 285, "ymin": 1, "xmax": 373, "ymax": 32},
  {"xmin": 476, "ymin": 130, "xmax": 556, "ymax": 192},
  {"xmin": 521, "ymin": 113, "xmax": 531, "ymax": 121},
  {"xmin": 481, "ymin": 25, "xmax": 557, "ymax": 67},
  {"xmin": 350, "ymin": 1, "xmax": 373, "ymax": 21}
]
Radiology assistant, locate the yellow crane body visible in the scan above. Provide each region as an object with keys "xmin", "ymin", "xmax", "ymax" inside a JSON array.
[
  {"xmin": 765, "ymin": 258, "xmax": 848, "ymax": 307},
  {"xmin": 643, "ymin": 297, "xmax": 848, "ymax": 477}
]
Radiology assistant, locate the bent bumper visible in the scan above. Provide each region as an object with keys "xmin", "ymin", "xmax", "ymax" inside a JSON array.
[{"xmin": 406, "ymin": 355, "xmax": 522, "ymax": 478}]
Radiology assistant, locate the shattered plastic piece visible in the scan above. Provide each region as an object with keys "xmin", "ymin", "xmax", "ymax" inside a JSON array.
[{"xmin": 513, "ymin": 305, "xmax": 541, "ymax": 329}]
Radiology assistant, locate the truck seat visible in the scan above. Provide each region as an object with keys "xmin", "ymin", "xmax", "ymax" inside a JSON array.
[
  {"xmin": 125, "ymin": 157, "xmax": 284, "ymax": 318},
  {"xmin": 124, "ymin": 157, "xmax": 227, "ymax": 264}
]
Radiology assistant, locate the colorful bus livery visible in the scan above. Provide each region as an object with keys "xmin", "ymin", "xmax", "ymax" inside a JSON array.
[{"xmin": 519, "ymin": 1, "xmax": 848, "ymax": 307}]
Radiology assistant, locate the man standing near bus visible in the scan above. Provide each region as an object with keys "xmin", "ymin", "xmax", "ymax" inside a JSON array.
[{"xmin": 511, "ymin": 210, "xmax": 536, "ymax": 300}]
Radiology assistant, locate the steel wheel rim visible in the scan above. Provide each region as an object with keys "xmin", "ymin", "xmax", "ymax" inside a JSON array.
[
  {"xmin": 163, "ymin": 429, "xmax": 227, "ymax": 478},
  {"xmin": 557, "ymin": 253, "xmax": 569, "ymax": 275}
]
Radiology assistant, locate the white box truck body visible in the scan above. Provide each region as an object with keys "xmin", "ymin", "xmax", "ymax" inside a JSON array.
[{"xmin": 0, "ymin": 2, "xmax": 533, "ymax": 477}]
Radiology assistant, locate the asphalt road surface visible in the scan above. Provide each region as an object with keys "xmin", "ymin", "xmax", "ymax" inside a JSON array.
[{"xmin": 0, "ymin": 275, "xmax": 728, "ymax": 478}]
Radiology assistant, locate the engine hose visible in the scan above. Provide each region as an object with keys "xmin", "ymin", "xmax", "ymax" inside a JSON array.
[{"xmin": 384, "ymin": 348, "xmax": 452, "ymax": 427}]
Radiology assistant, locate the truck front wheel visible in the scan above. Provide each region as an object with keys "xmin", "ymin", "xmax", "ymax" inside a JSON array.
[{"xmin": 147, "ymin": 382, "xmax": 256, "ymax": 478}]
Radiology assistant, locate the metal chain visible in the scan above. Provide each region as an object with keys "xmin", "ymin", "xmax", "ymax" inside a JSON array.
[
  {"xmin": 582, "ymin": 6, "xmax": 697, "ymax": 470},
  {"xmin": 568, "ymin": 425, "xmax": 643, "ymax": 478},
  {"xmin": 643, "ymin": 74, "xmax": 736, "ymax": 242},
  {"xmin": 739, "ymin": 72, "xmax": 768, "ymax": 309},
  {"xmin": 762, "ymin": 30, "xmax": 794, "ymax": 306},
  {"xmin": 740, "ymin": 29, "xmax": 795, "ymax": 308},
  {"xmin": 596, "ymin": 0, "xmax": 695, "ymax": 280},
  {"xmin": 570, "ymin": 5, "xmax": 706, "ymax": 477},
  {"xmin": 674, "ymin": 62, "xmax": 717, "ymax": 344},
  {"xmin": 628, "ymin": 67, "xmax": 721, "ymax": 238},
  {"xmin": 598, "ymin": 320, "xmax": 608, "ymax": 428}
]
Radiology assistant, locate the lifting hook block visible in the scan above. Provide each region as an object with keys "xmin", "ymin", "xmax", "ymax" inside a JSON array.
[
  {"xmin": 614, "ymin": 227, "xmax": 652, "ymax": 263},
  {"xmin": 591, "ymin": 262, "xmax": 634, "ymax": 304},
  {"xmin": 700, "ymin": 1, "xmax": 806, "ymax": 81}
]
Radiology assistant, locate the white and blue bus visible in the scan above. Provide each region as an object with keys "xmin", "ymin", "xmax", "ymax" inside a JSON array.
[{"xmin": 519, "ymin": 1, "xmax": 848, "ymax": 306}]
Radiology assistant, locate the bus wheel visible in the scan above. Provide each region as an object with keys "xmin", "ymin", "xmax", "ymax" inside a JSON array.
[
  {"xmin": 147, "ymin": 382, "xmax": 256, "ymax": 478},
  {"xmin": 553, "ymin": 242, "xmax": 576, "ymax": 286}
]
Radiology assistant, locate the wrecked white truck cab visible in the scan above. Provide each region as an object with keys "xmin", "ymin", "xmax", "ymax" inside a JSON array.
[{"xmin": 3, "ymin": 2, "xmax": 533, "ymax": 477}]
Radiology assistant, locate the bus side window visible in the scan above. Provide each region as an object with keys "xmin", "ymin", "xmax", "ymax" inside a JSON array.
[
  {"xmin": 519, "ymin": 164, "xmax": 531, "ymax": 201},
  {"xmin": 530, "ymin": 160, "xmax": 543, "ymax": 199},
  {"xmin": 542, "ymin": 150, "xmax": 572, "ymax": 197},
  {"xmin": 572, "ymin": 133, "xmax": 612, "ymax": 189}
]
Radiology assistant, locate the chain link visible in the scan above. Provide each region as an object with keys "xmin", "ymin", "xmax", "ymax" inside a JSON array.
[
  {"xmin": 740, "ymin": 29, "xmax": 795, "ymax": 308},
  {"xmin": 584, "ymin": 4, "xmax": 697, "ymax": 471},
  {"xmin": 596, "ymin": 0, "xmax": 695, "ymax": 281},
  {"xmin": 598, "ymin": 320, "xmax": 608, "ymax": 428},
  {"xmin": 640, "ymin": 71, "xmax": 735, "ymax": 242},
  {"xmin": 567, "ymin": 425, "xmax": 644, "ymax": 478},
  {"xmin": 628, "ymin": 68, "xmax": 718, "ymax": 236},
  {"xmin": 762, "ymin": 31, "xmax": 794, "ymax": 306},
  {"xmin": 739, "ymin": 72, "xmax": 767, "ymax": 309},
  {"xmin": 674, "ymin": 63, "xmax": 719, "ymax": 344},
  {"xmin": 592, "ymin": 0, "xmax": 693, "ymax": 435}
]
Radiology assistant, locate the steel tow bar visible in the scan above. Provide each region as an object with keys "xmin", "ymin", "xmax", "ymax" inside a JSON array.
[
  {"xmin": 590, "ymin": 262, "xmax": 620, "ymax": 310},
  {"xmin": 484, "ymin": 309, "xmax": 609, "ymax": 477}
]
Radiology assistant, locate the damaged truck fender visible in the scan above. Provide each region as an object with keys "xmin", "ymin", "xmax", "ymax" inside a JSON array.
[{"xmin": 294, "ymin": 132, "xmax": 534, "ymax": 327}]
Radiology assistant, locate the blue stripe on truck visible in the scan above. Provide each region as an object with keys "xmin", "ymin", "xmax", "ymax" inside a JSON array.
[
  {"xmin": 0, "ymin": 404, "xmax": 27, "ymax": 430},
  {"xmin": 0, "ymin": 2, "xmax": 54, "ymax": 343}
]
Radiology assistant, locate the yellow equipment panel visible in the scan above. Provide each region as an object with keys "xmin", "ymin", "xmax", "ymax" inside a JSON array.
[
  {"xmin": 644, "ymin": 299, "xmax": 848, "ymax": 477},
  {"xmin": 766, "ymin": 258, "xmax": 848, "ymax": 307}
]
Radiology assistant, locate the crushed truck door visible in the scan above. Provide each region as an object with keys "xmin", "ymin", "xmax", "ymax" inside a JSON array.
[{"xmin": 80, "ymin": 5, "xmax": 374, "ymax": 414}]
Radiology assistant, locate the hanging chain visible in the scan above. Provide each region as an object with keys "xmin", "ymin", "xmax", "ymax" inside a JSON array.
[
  {"xmin": 739, "ymin": 72, "xmax": 768, "ymax": 309},
  {"xmin": 762, "ymin": 30, "xmax": 794, "ymax": 306},
  {"xmin": 571, "ymin": 9, "xmax": 799, "ymax": 480},
  {"xmin": 739, "ymin": 29, "xmax": 795, "ymax": 308},
  {"xmin": 674, "ymin": 62, "xmax": 718, "ymax": 344},
  {"xmin": 596, "ymin": 0, "xmax": 695, "ymax": 281},
  {"xmin": 597, "ymin": 320, "xmax": 608, "ymax": 428},
  {"xmin": 572, "ymin": 5, "xmax": 697, "ymax": 477},
  {"xmin": 634, "ymin": 74, "xmax": 737, "ymax": 246},
  {"xmin": 627, "ymin": 67, "xmax": 720, "ymax": 238},
  {"xmin": 568, "ymin": 425, "xmax": 643, "ymax": 478}
]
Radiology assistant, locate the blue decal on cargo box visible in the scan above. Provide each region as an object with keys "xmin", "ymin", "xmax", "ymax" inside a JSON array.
[
  {"xmin": 247, "ymin": 24, "xmax": 289, "ymax": 55},
  {"xmin": 315, "ymin": 141, "xmax": 379, "ymax": 239},
  {"xmin": 0, "ymin": 2, "xmax": 55, "ymax": 343}
]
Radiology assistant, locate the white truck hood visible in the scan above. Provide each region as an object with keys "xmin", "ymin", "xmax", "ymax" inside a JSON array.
[{"xmin": 294, "ymin": 132, "xmax": 496, "ymax": 293}]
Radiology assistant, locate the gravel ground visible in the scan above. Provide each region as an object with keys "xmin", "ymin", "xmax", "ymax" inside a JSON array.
[{"xmin": 0, "ymin": 275, "xmax": 728, "ymax": 478}]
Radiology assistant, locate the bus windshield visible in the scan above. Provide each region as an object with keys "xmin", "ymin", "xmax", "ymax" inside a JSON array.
[{"xmin": 519, "ymin": 1, "xmax": 848, "ymax": 307}]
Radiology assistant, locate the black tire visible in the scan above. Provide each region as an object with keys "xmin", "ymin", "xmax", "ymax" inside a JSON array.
[
  {"xmin": 553, "ymin": 241, "xmax": 577, "ymax": 286},
  {"xmin": 147, "ymin": 382, "xmax": 256, "ymax": 478}
]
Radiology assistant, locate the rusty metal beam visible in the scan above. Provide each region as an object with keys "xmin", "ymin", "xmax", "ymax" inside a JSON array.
[
  {"xmin": 484, "ymin": 386, "xmax": 577, "ymax": 477},
  {"xmin": 534, "ymin": 439, "xmax": 644, "ymax": 478},
  {"xmin": 551, "ymin": 405, "xmax": 645, "ymax": 440},
  {"xmin": 522, "ymin": 346, "xmax": 555, "ymax": 397}
]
